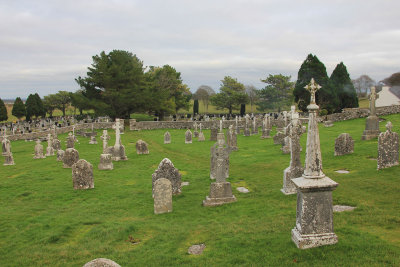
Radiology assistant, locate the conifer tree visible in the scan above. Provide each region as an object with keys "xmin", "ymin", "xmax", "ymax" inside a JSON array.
[
  {"xmin": 330, "ymin": 62, "xmax": 358, "ymax": 111},
  {"xmin": 12, "ymin": 97, "xmax": 26, "ymax": 120},
  {"xmin": 0, "ymin": 98, "xmax": 8, "ymax": 122}
]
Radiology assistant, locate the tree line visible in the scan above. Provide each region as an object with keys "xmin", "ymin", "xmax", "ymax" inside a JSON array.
[{"xmin": 1, "ymin": 51, "xmax": 399, "ymax": 122}]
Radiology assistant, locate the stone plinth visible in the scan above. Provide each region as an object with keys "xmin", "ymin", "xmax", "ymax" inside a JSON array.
[
  {"xmin": 98, "ymin": 153, "xmax": 113, "ymax": 170},
  {"xmin": 291, "ymin": 176, "xmax": 338, "ymax": 249},
  {"xmin": 281, "ymin": 166, "xmax": 303, "ymax": 195},
  {"xmin": 203, "ymin": 182, "xmax": 237, "ymax": 207},
  {"xmin": 362, "ymin": 116, "xmax": 380, "ymax": 140}
]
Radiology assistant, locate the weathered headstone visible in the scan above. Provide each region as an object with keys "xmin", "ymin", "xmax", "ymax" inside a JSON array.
[
  {"xmin": 362, "ymin": 86, "xmax": 380, "ymax": 140},
  {"xmin": 83, "ymin": 258, "xmax": 121, "ymax": 267},
  {"xmin": 57, "ymin": 149, "xmax": 64, "ymax": 161},
  {"xmin": 2, "ymin": 136, "xmax": 10, "ymax": 156},
  {"xmin": 89, "ymin": 135, "xmax": 97, "ymax": 144},
  {"xmin": 72, "ymin": 159, "xmax": 94, "ymax": 190},
  {"xmin": 3, "ymin": 136, "xmax": 14, "ymax": 165},
  {"xmin": 136, "ymin": 139, "xmax": 149, "ymax": 154},
  {"xmin": 66, "ymin": 132, "xmax": 75, "ymax": 148},
  {"xmin": 251, "ymin": 118, "xmax": 258, "ymax": 135},
  {"xmin": 34, "ymin": 139, "xmax": 46, "ymax": 159},
  {"xmin": 153, "ymin": 178, "xmax": 173, "ymax": 214},
  {"xmin": 63, "ymin": 148, "xmax": 79, "ymax": 168},
  {"xmin": 281, "ymin": 136, "xmax": 291, "ymax": 154},
  {"xmin": 152, "ymin": 158, "xmax": 181, "ymax": 195},
  {"xmin": 210, "ymin": 132, "xmax": 229, "ymax": 179},
  {"xmin": 111, "ymin": 119, "xmax": 127, "ymax": 161},
  {"xmin": 377, "ymin": 121, "xmax": 399, "ymax": 170},
  {"xmin": 203, "ymin": 132, "xmax": 237, "ymax": 206},
  {"xmin": 185, "ymin": 129, "xmax": 193, "ymax": 144},
  {"xmin": 46, "ymin": 134, "xmax": 55, "ymax": 156},
  {"xmin": 193, "ymin": 122, "xmax": 199, "ymax": 138},
  {"xmin": 226, "ymin": 125, "xmax": 238, "ymax": 151},
  {"xmin": 291, "ymin": 79, "xmax": 339, "ymax": 249},
  {"xmin": 198, "ymin": 123, "xmax": 205, "ymax": 141},
  {"xmin": 281, "ymin": 106, "xmax": 305, "ymax": 195},
  {"xmin": 98, "ymin": 153, "xmax": 113, "ymax": 170},
  {"xmin": 261, "ymin": 115, "xmax": 271, "ymax": 139},
  {"xmin": 164, "ymin": 131, "xmax": 171, "ymax": 144},
  {"xmin": 324, "ymin": 120, "xmax": 334, "ymax": 127},
  {"xmin": 210, "ymin": 125, "xmax": 218, "ymax": 141},
  {"xmin": 334, "ymin": 133, "xmax": 354, "ymax": 156},
  {"xmin": 273, "ymin": 131, "xmax": 285, "ymax": 145}
]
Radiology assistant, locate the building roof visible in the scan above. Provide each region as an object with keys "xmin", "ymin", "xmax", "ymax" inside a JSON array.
[{"xmin": 389, "ymin": 86, "xmax": 400, "ymax": 99}]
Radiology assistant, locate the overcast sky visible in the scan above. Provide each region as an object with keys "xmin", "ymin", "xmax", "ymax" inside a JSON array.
[{"xmin": 0, "ymin": 0, "xmax": 399, "ymax": 99}]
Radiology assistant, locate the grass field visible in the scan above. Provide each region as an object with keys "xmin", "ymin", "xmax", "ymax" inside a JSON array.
[{"xmin": 0, "ymin": 113, "xmax": 399, "ymax": 266}]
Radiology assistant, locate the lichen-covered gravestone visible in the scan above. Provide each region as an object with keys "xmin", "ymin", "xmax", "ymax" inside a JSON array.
[
  {"xmin": 98, "ymin": 153, "xmax": 113, "ymax": 170},
  {"xmin": 210, "ymin": 132, "xmax": 229, "ymax": 180},
  {"xmin": 89, "ymin": 135, "xmax": 97, "ymax": 144},
  {"xmin": 66, "ymin": 132, "xmax": 75, "ymax": 148},
  {"xmin": 72, "ymin": 159, "xmax": 94, "ymax": 190},
  {"xmin": 136, "ymin": 139, "xmax": 149, "ymax": 154},
  {"xmin": 185, "ymin": 129, "xmax": 192, "ymax": 144},
  {"xmin": 46, "ymin": 134, "xmax": 55, "ymax": 156},
  {"xmin": 377, "ymin": 121, "xmax": 399, "ymax": 170},
  {"xmin": 281, "ymin": 136, "xmax": 291, "ymax": 154},
  {"xmin": 164, "ymin": 131, "xmax": 171, "ymax": 144},
  {"xmin": 153, "ymin": 178, "xmax": 173, "ymax": 214},
  {"xmin": 152, "ymin": 158, "xmax": 181, "ymax": 196},
  {"xmin": 203, "ymin": 132, "xmax": 236, "ymax": 207},
  {"xmin": 210, "ymin": 125, "xmax": 218, "ymax": 141},
  {"xmin": 198, "ymin": 123, "xmax": 205, "ymax": 141},
  {"xmin": 63, "ymin": 148, "xmax": 79, "ymax": 168},
  {"xmin": 34, "ymin": 139, "xmax": 46, "ymax": 159},
  {"xmin": 57, "ymin": 149, "xmax": 64, "ymax": 162},
  {"xmin": 362, "ymin": 86, "xmax": 380, "ymax": 140},
  {"xmin": 226, "ymin": 125, "xmax": 238, "ymax": 151},
  {"xmin": 3, "ymin": 137, "xmax": 14, "ymax": 166},
  {"xmin": 334, "ymin": 133, "xmax": 354, "ymax": 156}
]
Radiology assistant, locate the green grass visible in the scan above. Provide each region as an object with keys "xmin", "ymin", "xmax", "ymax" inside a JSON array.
[{"xmin": 0, "ymin": 115, "xmax": 399, "ymax": 266}]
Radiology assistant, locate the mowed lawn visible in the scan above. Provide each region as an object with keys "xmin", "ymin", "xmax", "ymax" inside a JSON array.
[{"xmin": 0, "ymin": 115, "xmax": 399, "ymax": 266}]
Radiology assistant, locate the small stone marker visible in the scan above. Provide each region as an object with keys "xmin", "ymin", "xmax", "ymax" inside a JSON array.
[
  {"xmin": 198, "ymin": 131, "xmax": 205, "ymax": 141},
  {"xmin": 63, "ymin": 148, "xmax": 79, "ymax": 168},
  {"xmin": 153, "ymin": 178, "xmax": 173, "ymax": 214},
  {"xmin": 152, "ymin": 158, "xmax": 181, "ymax": 195},
  {"xmin": 89, "ymin": 135, "xmax": 97, "ymax": 144},
  {"xmin": 66, "ymin": 132, "xmax": 75, "ymax": 148},
  {"xmin": 181, "ymin": 181, "xmax": 189, "ymax": 186},
  {"xmin": 164, "ymin": 131, "xmax": 171, "ymax": 144},
  {"xmin": 377, "ymin": 121, "xmax": 399, "ymax": 170},
  {"xmin": 72, "ymin": 159, "xmax": 94, "ymax": 190},
  {"xmin": 324, "ymin": 120, "xmax": 334, "ymax": 127},
  {"xmin": 188, "ymin": 244, "xmax": 206, "ymax": 255},
  {"xmin": 333, "ymin": 205, "xmax": 356, "ymax": 212},
  {"xmin": 57, "ymin": 149, "xmax": 64, "ymax": 161},
  {"xmin": 185, "ymin": 129, "xmax": 193, "ymax": 144},
  {"xmin": 335, "ymin": 170, "xmax": 349, "ymax": 174},
  {"xmin": 334, "ymin": 133, "xmax": 354, "ymax": 156},
  {"xmin": 136, "ymin": 139, "xmax": 149, "ymax": 154},
  {"xmin": 236, "ymin": 187, "xmax": 249, "ymax": 193},
  {"xmin": 98, "ymin": 153, "xmax": 113, "ymax": 170},
  {"xmin": 34, "ymin": 139, "xmax": 46, "ymax": 159},
  {"xmin": 83, "ymin": 258, "xmax": 121, "ymax": 267}
]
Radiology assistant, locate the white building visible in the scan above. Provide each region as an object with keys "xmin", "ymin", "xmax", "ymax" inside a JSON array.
[{"xmin": 376, "ymin": 86, "xmax": 400, "ymax": 107}]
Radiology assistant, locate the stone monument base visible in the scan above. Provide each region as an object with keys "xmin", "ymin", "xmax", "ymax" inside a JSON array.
[
  {"xmin": 362, "ymin": 129, "xmax": 380, "ymax": 140},
  {"xmin": 291, "ymin": 227, "xmax": 338, "ymax": 249},
  {"xmin": 362, "ymin": 116, "xmax": 380, "ymax": 140},
  {"xmin": 281, "ymin": 167, "xmax": 302, "ymax": 195},
  {"xmin": 244, "ymin": 129, "xmax": 250, "ymax": 136},
  {"xmin": 203, "ymin": 182, "xmax": 237, "ymax": 207}
]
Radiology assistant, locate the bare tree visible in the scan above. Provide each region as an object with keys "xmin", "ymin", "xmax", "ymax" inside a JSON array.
[
  {"xmin": 382, "ymin": 72, "xmax": 400, "ymax": 86},
  {"xmin": 245, "ymin": 85, "xmax": 258, "ymax": 113},
  {"xmin": 195, "ymin": 85, "xmax": 215, "ymax": 113},
  {"xmin": 352, "ymin": 75, "xmax": 376, "ymax": 97}
]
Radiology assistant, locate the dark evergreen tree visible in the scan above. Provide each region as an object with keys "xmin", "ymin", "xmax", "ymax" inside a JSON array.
[
  {"xmin": 240, "ymin": 103, "xmax": 246, "ymax": 116},
  {"xmin": 12, "ymin": 97, "xmax": 26, "ymax": 119},
  {"xmin": 33, "ymin": 93, "xmax": 46, "ymax": 117},
  {"xmin": 0, "ymin": 98, "xmax": 8, "ymax": 122},
  {"xmin": 193, "ymin": 99, "xmax": 199, "ymax": 115},
  {"xmin": 330, "ymin": 62, "xmax": 358, "ymax": 111},
  {"xmin": 293, "ymin": 54, "xmax": 339, "ymax": 113},
  {"xmin": 25, "ymin": 94, "xmax": 35, "ymax": 121}
]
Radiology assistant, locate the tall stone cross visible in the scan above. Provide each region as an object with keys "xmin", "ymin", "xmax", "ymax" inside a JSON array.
[
  {"xmin": 304, "ymin": 78, "xmax": 321, "ymax": 105},
  {"xmin": 219, "ymin": 120, "xmax": 223, "ymax": 132},
  {"xmin": 114, "ymin": 119, "xmax": 121, "ymax": 147},
  {"xmin": 199, "ymin": 123, "xmax": 202, "ymax": 132},
  {"xmin": 369, "ymin": 86, "xmax": 379, "ymax": 116},
  {"xmin": 72, "ymin": 125, "xmax": 75, "ymax": 136}
]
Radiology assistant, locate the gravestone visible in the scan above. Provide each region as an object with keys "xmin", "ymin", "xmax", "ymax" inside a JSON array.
[
  {"xmin": 251, "ymin": 118, "xmax": 258, "ymax": 135},
  {"xmin": 111, "ymin": 119, "xmax": 128, "ymax": 161},
  {"xmin": 324, "ymin": 120, "xmax": 334, "ymax": 127},
  {"xmin": 273, "ymin": 131, "xmax": 285, "ymax": 145},
  {"xmin": 203, "ymin": 132, "xmax": 237, "ymax": 206},
  {"xmin": 100, "ymin": 130, "xmax": 110, "ymax": 153},
  {"xmin": 185, "ymin": 129, "xmax": 193, "ymax": 144},
  {"xmin": 281, "ymin": 106, "xmax": 305, "ymax": 195},
  {"xmin": 281, "ymin": 136, "xmax": 291, "ymax": 154},
  {"xmin": 52, "ymin": 138, "xmax": 61, "ymax": 151},
  {"xmin": 226, "ymin": 125, "xmax": 238, "ymax": 151},
  {"xmin": 66, "ymin": 132, "xmax": 75, "ymax": 148},
  {"xmin": 243, "ymin": 115, "xmax": 251, "ymax": 136},
  {"xmin": 63, "ymin": 148, "xmax": 79, "ymax": 168},
  {"xmin": 210, "ymin": 132, "xmax": 229, "ymax": 179},
  {"xmin": 34, "ymin": 139, "xmax": 46, "ymax": 159},
  {"xmin": 89, "ymin": 135, "xmax": 97, "ymax": 144},
  {"xmin": 136, "ymin": 139, "xmax": 149, "ymax": 154},
  {"xmin": 198, "ymin": 123, "xmax": 205, "ymax": 141},
  {"xmin": 193, "ymin": 122, "xmax": 199, "ymax": 138},
  {"xmin": 210, "ymin": 125, "xmax": 218, "ymax": 141},
  {"xmin": 153, "ymin": 178, "xmax": 173, "ymax": 214},
  {"xmin": 83, "ymin": 258, "xmax": 121, "ymax": 267},
  {"xmin": 98, "ymin": 153, "xmax": 113, "ymax": 170},
  {"xmin": 152, "ymin": 158, "xmax": 181, "ymax": 195},
  {"xmin": 2, "ymin": 136, "xmax": 10, "ymax": 156},
  {"xmin": 57, "ymin": 149, "xmax": 64, "ymax": 161},
  {"xmin": 3, "ymin": 137, "xmax": 14, "ymax": 165},
  {"xmin": 261, "ymin": 115, "xmax": 271, "ymax": 139},
  {"xmin": 291, "ymin": 79, "xmax": 339, "ymax": 249},
  {"xmin": 334, "ymin": 133, "xmax": 354, "ymax": 156},
  {"xmin": 46, "ymin": 134, "xmax": 55, "ymax": 156},
  {"xmin": 377, "ymin": 121, "xmax": 399, "ymax": 170},
  {"xmin": 362, "ymin": 86, "xmax": 380, "ymax": 140},
  {"xmin": 72, "ymin": 159, "xmax": 94, "ymax": 190},
  {"xmin": 164, "ymin": 131, "xmax": 171, "ymax": 144}
]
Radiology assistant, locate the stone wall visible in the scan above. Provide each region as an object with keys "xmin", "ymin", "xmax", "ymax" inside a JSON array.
[
  {"xmin": 0, "ymin": 122, "xmax": 115, "ymax": 142},
  {"xmin": 324, "ymin": 105, "xmax": 400, "ymax": 122}
]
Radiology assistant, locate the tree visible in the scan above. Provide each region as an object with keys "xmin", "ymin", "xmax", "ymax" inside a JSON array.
[
  {"xmin": 352, "ymin": 75, "xmax": 375, "ymax": 97},
  {"xmin": 53, "ymin": 91, "xmax": 71, "ymax": 117},
  {"xmin": 43, "ymin": 94, "xmax": 58, "ymax": 117},
  {"xmin": 0, "ymin": 98, "xmax": 8, "ymax": 122},
  {"xmin": 76, "ymin": 50, "xmax": 145, "ymax": 119},
  {"xmin": 257, "ymin": 74, "xmax": 294, "ymax": 112},
  {"xmin": 25, "ymin": 93, "xmax": 45, "ymax": 121},
  {"xmin": 210, "ymin": 76, "xmax": 249, "ymax": 115},
  {"xmin": 240, "ymin": 103, "xmax": 246, "ymax": 116},
  {"xmin": 70, "ymin": 90, "xmax": 89, "ymax": 115},
  {"xmin": 293, "ymin": 54, "xmax": 339, "ymax": 113},
  {"xmin": 330, "ymin": 62, "xmax": 358, "ymax": 110},
  {"xmin": 245, "ymin": 85, "xmax": 259, "ymax": 113},
  {"xmin": 193, "ymin": 99, "xmax": 199, "ymax": 115},
  {"xmin": 11, "ymin": 97, "xmax": 26, "ymax": 120},
  {"xmin": 144, "ymin": 65, "xmax": 191, "ymax": 120},
  {"xmin": 195, "ymin": 85, "xmax": 215, "ymax": 112},
  {"xmin": 382, "ymin": 72, "xmax": 400, "ymax": 86}
]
